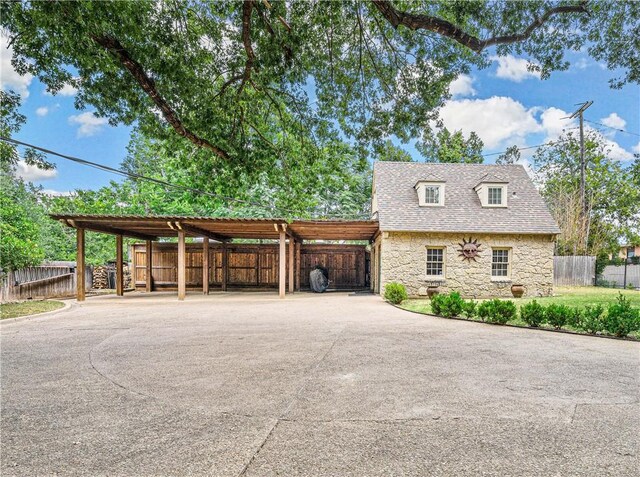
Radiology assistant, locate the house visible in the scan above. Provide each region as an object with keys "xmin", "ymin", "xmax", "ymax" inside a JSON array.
[
  {"xmin": 370, "ymin": 162, "xmax": 560, "ymax": 298},
  {"xmin": 612, "ymin": 244, "xmax": 640, "ymax": 261}
]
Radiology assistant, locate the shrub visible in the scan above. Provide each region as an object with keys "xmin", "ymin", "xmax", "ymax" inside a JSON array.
[
  {"xmin": 602, "ymin": 294, "xmax": 640, "ymax": 337},
  {"xmin": 430, "ymin": 293, "xmax": 446, "ymax": 315},
  {"xmin": 520, "ymin": 300, "xmax": 545, "ymax": 327},
  {"xmin": 545, "ymin": 304, "xmax": 572, "ymax": 329},
  {"xmin": 580, "ymin": 304, "xmax": 605, "ymax": 334},
  {"xmin": 461, "ymin": 300, "xmax": 477, "ymax": 319},
  {"xmin": 565, "ymin": 307, "xmax": 583, "ymax": 328},
  {"xmin": 477, "ymin": 299, "xmax": 517, "ymax": 324},
  {"xmin": 440, "ymin": 291, "xmax": 464, "ymax": 318},
  {"xmin": 384, "ymin": 282, "xmax": 407, "ymax": 304}
]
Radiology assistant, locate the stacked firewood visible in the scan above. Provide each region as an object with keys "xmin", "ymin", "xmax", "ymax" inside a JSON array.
[
  {"xmin": 92, "ymin": 265, "xmax": 110, "ymax": 289},
  {"xmin": 92, "ymin": 265, "xmax": 133, "ymax": 290},
  {"xmin": 123, "ymin": 265, "xmax": 132, "ymax": 289}
]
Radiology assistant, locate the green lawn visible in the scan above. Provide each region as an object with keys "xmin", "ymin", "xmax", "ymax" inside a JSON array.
[
  {"xmin": 0, "ymin": 300, "xmax": 65, "ymax": 320},
  {"xmin": 402, "ymin": 286, "xmax": 640, "ymax": 315},
  {"xmin": 400, "ymin": 286, "xmax": 640, "ymax": 339}
]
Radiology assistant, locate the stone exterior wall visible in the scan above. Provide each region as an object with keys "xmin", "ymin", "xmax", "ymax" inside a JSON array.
[{"xmin": 379, "ymin": 232, "xmax": 555, "ymax": 298}]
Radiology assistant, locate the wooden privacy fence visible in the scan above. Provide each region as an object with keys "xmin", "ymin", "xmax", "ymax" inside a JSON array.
[
  {"xmin": 1, "ymin": 265, "xmax": 93, "ymax": 302},
  {"xmin": 132, "ymin": 242, "xmax": 369, "ymax": 291},
  {"xmin": 601, "ymin": 264, "xmax": 640, "ymax": 289},
  {"xmin": 553, "ymin": 256, "xmax": 596, "ymax": 286}
]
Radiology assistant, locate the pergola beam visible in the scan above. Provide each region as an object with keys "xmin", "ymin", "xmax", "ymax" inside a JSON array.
[
  {"xmin": 174, "ymin": 221, "xmax": 229, "ymax": 242},
  {"xmin": 62, "ymin": 219, "xmax": 158, "ymax": 242},
  {"xmin": 284, "ymin": 226, "xmax": 302, "ymax": 243}
]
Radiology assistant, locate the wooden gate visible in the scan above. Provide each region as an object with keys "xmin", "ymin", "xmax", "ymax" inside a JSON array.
[
  {"xmin": 132, "ymin": 242, "xmax": 368, "ymax": 291},
  {"xmin": 300, "ymin": 244, "xmax": 368, "ymax": 289}
]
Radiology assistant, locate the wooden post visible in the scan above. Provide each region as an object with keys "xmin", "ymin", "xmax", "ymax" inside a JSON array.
[
  {"xmin": 76, "ymin": 227, "xmax": 85, "ymax": 302},
  {"xmin": 178, "ymin": 230, "xmax": 186, "ymax": 300},
  {"xmin": 279, "ymin": 230, "xmax": 286, "ymax": 298},
  {"xmin": 145, "ymin": 240, "xmax": 153, "ymax": 292},
  {"xmin": 288, "ymin": 238, "xmax": 294, "ymax": 293},
  {"xmin": 116, "ymin": 234, "xmax": 124, "ymax": 296},
  {"xmin": 295, "ymin": 240, "xmax": 301, "ymax": 291},
  {"xmin": 202, "ymin": 238, "xmax": 209, "ymax": 295},
  {"xmin": 222, "ymin": 242, "xmax": 228, "ymax": 291}
]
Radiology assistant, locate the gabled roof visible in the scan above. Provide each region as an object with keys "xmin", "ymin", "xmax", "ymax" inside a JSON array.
[{"xmin": 373, "ymin": 162, "xmax": 560, "ymax": 235}]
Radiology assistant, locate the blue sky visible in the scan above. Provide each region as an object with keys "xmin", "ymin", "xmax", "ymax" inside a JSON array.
[{"xmin": 2, "ymin": 36, "xmax": 639, "ymax": 195}]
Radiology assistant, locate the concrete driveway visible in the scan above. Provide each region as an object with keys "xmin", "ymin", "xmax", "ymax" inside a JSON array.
[{"xmin": 1, "ymin": 292, "xmax": 638, "ymax": 476}]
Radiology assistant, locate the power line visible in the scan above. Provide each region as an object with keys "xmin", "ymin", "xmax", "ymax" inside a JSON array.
[
  {"xmin": 481, "ymin": 137, "xmax": 572, "ymax": 157},
  {"xmin": 0, "ymin": 136, "xmax": 369, "ymax": 220},
  {"xmin": 583, "ymin": 119, "xmax": 640, "ymax": 138}
]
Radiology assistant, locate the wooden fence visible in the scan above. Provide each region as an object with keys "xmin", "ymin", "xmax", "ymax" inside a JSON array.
[
  {"xmin": 1, "ymin": 265, "xmax": 93, "ymax": 302},
  {"xmin": 601, "ymin": 264, "xmax": 640, "ymax": 289},
  {"xmin": 132, "ymin": 242, "xmax": 369, "ymax": 291},
  {"xmin": 553, "ymin": 256, "xmax": 596, "ymax": 286}
]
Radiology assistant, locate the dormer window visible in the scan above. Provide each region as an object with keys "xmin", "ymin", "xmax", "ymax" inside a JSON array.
[
  {"xmin": 488, "ymin": 186, "xmax": 503, "ymax": 205},
  {"xmin": 425, "ymin": 185, "xmax": 441, "ymax": 204},
  {"xmin": 474, "ymin": 176, "xmax": 508, "ymax": 208},
  {"xmin": 415, "ymin": 180, "xmax": 445, "ymax": 207}
]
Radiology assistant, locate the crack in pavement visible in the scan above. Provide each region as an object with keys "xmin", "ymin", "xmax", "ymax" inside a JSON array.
[{"xmin": 236, "ymin": 326, "xmax": 347, "ymax": 477}]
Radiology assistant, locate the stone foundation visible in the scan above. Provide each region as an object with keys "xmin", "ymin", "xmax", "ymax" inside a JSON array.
[{"xmin": 378, "ymin": 232, "xmax": 555, "ymax": 298}]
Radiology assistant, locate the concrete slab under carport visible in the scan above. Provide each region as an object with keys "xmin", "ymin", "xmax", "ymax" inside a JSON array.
[{"xmin": 1, "ymin": 292, "xmax": 638, "ymax": 476}]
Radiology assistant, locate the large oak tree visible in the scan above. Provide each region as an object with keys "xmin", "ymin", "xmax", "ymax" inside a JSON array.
[{"xmin": 3, "ymin": 0, "xmax": 638, "ymax": 167}]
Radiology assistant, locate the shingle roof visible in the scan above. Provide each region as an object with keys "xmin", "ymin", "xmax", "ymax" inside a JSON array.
[{"xmin": 373, "ymin": 162, "xmax": 560, "ymax": 235}]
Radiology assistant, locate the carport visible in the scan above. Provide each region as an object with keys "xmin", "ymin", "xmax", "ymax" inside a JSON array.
[{"xmin": 50, "ymin": 215, "xmax": 379, "ymax": 301}]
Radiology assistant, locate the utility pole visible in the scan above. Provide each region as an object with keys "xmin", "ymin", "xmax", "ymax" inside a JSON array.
[{"xmin": 568, "ymin": 101, "xmax": 593, "ymax": 253}]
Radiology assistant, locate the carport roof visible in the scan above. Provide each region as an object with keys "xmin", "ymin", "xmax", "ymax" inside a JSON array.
[{"xmin": 50, "ymin": 214, "xmax": 379, "ymax": 242}]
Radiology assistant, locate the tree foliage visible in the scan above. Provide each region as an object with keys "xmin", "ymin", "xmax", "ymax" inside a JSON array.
[
  {"xmin": 533, "ymin": 131, "xmax": 640, "ymax": 255},
  {"xmin": 2, "ymin": 0, "xmax": 638, "ymax": 167},
  {"xmin": 419, "ymin": 127, "xmax": 484, "ymax": 163}
]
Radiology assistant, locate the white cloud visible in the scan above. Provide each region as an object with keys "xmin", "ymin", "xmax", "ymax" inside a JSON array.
[
  {"xmin": 633, "ymin": 142, "xmax": 640, "ymax": 154},
  {"xmin": 68, "ymin": 111, "xmax": 108, "ymax": 137},
  {"xmin": 437, "ymin": 98, "xmax": 635, "ymax": 162},
  {"xmin": 15, "ymin": 161, "xmax": 57, "ymax": 181},
  {"xmin": 438, "ymin": 96, "xmax": 541, "ymax": 149},
  {"xmin": 598, "ymin": 135, "xmax": 634, "ymax": 161},
  {"xmin": 0, "ymin": 35, "xmax": 33, "ymax": 98},
  {"xmin": 539, "ymin": 107, "xmax": 576, "ymax": 141},
  {"xmin": 600, "ymin": 112, "xmax": 626, "ymax": 131},
  {"xmin": 36, "ymin": 106, "xmax": 49, "ymax": 117},
  {"xmin": 574, "ymin": 58, "xmax": 590, "ymax": 70},
  {"xmin": 449, "ymin": 74, "xmax": 476, "ymax": 98},
  {"xmin": 43, "ymin": 81, "xmax": 78, "ymax": 97},
  {"xmin": 491, "ymin": 55, "xmax": 541, "ymax": 82}
]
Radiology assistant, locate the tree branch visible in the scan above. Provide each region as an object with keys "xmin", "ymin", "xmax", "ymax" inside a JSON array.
[
  {"xmin": 239, "ymin": 0, "xmax": 256, "ymax": 94},
  {"xmin": 92, "ymin": 34, "xmax": 230, "ymax": 160},
  {"xmin": 371, "ymin": 0, "xmax": 589, "ymax": 53}
]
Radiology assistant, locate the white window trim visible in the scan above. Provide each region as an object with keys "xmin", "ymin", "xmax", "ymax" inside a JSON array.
[
  {"xmin": 426, "ymin": 246, "xmax": 446, "ymax": 279},
  {"xmin": 475, "ymin": 183, "xmax": 508, "ymax": 208},
  {"xmin": 415, "ymin": 181, "xmax": 445, "ymax": 207},
  {"xmin": 490, "ymin": 247, "xmax": 511, "ymax": 281}
]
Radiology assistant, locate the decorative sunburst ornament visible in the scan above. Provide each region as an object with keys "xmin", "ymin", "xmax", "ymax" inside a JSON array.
[{"xmin": 458, "ymin": 237, "xmax": 481, "ymax": 262}]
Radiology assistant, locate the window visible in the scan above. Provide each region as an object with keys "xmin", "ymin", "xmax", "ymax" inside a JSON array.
[
  {"xmin": 426, "ymin": 247, "xmax": 444, "ymax": 276},
  {"xmin": 627, "ymin": 247, "xmax": 635, "ymax": 258},
  {"xmin": 488, "ymin": 187, "xmax": 503, "ymax": 205},
  {"xmin": 491, "ymin": 249, "xmax": 510, "ymax": 278},
  {"xmin": 425, "ymin": 185, "xmax": 440, "ymax": 204},
  {"xmin": 415, "ymin": 181, "xmax": 445, "ymax": 206}
]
